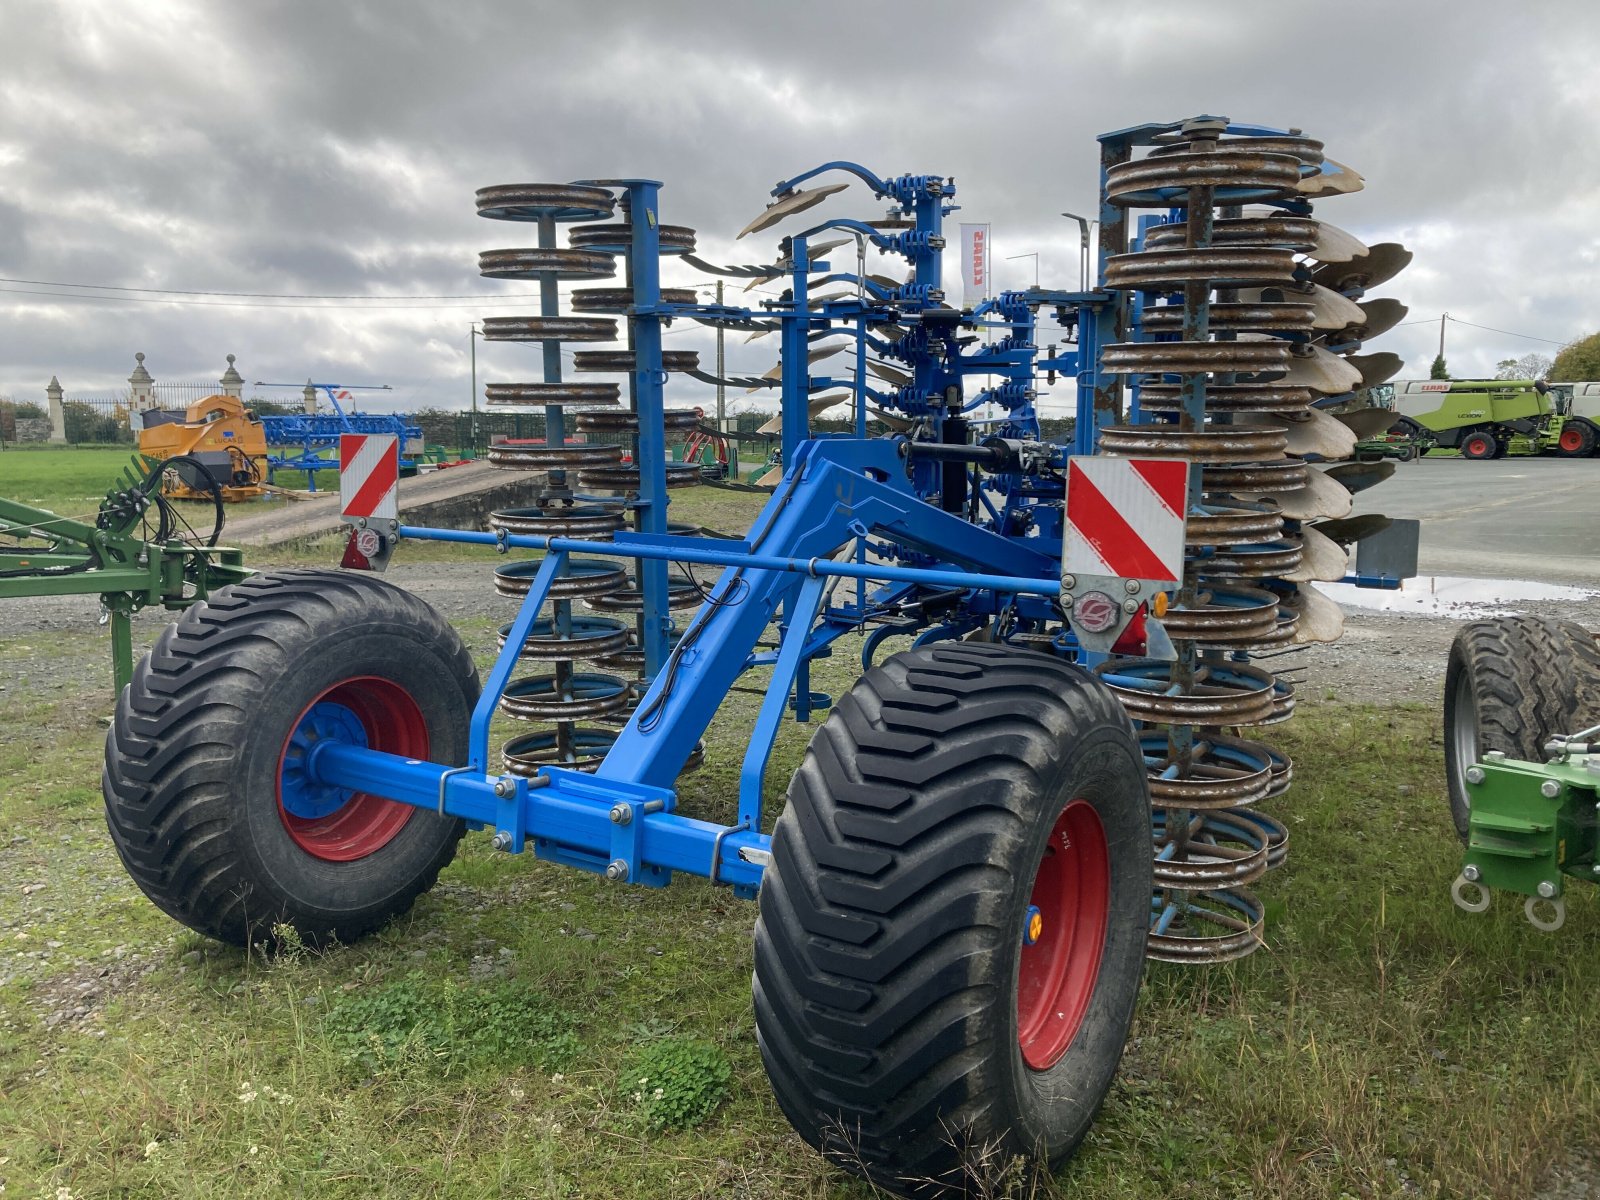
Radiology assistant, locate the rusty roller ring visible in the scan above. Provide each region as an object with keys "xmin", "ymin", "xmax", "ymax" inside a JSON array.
[
  {"xmin": 1139, "ymin": 733, "xmax": 1275, "ymax": 810},
  {"xmin": 1159, "ymin": 583, "xmax": 1281, "ymax": 641},
  {"xmin": 573, "ymin": 350, "xmax": 701, "ymax": 373},
  {"xmin": 586, "ymin": 577, "xmax": 705, "ymax": 613},
  {"xmin": 1211, "ymin": 610, "xmax": 1301, "ymax": 653},
  {"xmin": 498, "ymin": 673, "xmax": 634, "ymax": 722},
  {"xmin": 569, "ymin": 287, "xmax": 699, "ymax": 312},
  {"xmin": 1142, "ymin": 215, "xmax": 1319, "ymax": 253},
  {"xmin": 475, "ymin": 183, "xmax": 615, "ymax": 223},
  {"xmin": 1140, "ymin": 302, "xmax": 1315, "ymax": 336},
  {"xmin": 1235, "ymin": 810, "xmax": 1290, "ymax": 871},
  {"xmin": 477, "ymin": 248, "xmax": 616, "ymax": 280},
  {"xmin": 1096, "ymin": 658, "xmax": 1277, "ymax": 726},
  {"xmin": 493, "ymin": 557, "xmax": 630, "ymax": 599},
  {"xmin": 1201, "ymin": 539, "xmax": 1305, "ymax": 578},
  {"xmin": 485, "ymin": 442, "xmax": 623, "ymax": 471},
  {"xmin": 488, "ymin": 504, "xmax": 624, "ymax": 538},
  {"xmin": 497, "ymin": 617, "xmax": 632, "ymax": 661},
  {"xmin": 1101, "ymin": 340, "xmax": 1293, "ymax": 378},
  {"xmin": 575, "ymin": 409, "xmax": 703, "ymax": 433},
  {"xmin": 502, "ymin": 727, "xmax": 617, "ymax": 776},
  {"xmin": 1104, "ymin": 247, "xmax": 1298, "ymax": 291},
  {"xmin": 485, "ymin": 382, "xmax": 622, "ymax": 408},
  {"xmin": 569, "ymin": 223, "xmax": 697, "ymax": 255},
  {"xmin": 1146, "ymin": 886, "xmax": 1267, "ymax": 964},
  {"xmin": 1099, "ymin": 424, "xmax": 1288, "ymax": 463},
  {"xmin": 1106, "ymin": 148, "xmax": 1302, "ymax": 208},
  {"xmin": 1265, "ymin": 746, "xmax": 1293, "ymax": 799},
  {"xmin": 1139, "ymin": 382, "xmax": 1313, "ymax": 413},
  {"xmin": 1202, "ymin": 458, "xmax": 1309, "ymax": 492},
  {"xmin": 1264, "ymin": 679, "xmax": 1296, "ymax": 725},
  {"xmin": 1152, "ymin": 815, "xmax": 1270, "ymax": 891},
  {"xmin": 1186, "ymin": 506, "xmax": 1284, "ymax": 547},
  {"xmin": 480, "ymin": 315, "xmax": 618, "ymax": 342},
  {"xmin": 1151, "ymin": 133, "xmax": 1326, "ymax": 167},
  {"xmin": 576, "ymin": 463, "xmax": 703, "ymax": 491}
]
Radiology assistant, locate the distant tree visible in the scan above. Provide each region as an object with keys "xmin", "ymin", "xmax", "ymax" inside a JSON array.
[
  {"xmin": 12, "ymin": 400, "xmax": 44, "ymax": 419},
  {"xmin": 1550, "ymin": 331, "xmax": 1600, "ymax": 382},
  {"xmin": 1429, "ymin": 354, "xmax": 1450, "ymax": 380},
  {"xmin": 244, "ymin": 398, "xmax": 299, "ymax": 417},
  {"xmin": 1493, "ymin": 353, "xmax": 1552, "ymax": 381}
]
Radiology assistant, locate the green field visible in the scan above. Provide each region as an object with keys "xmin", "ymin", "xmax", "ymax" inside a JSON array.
[
  {"xmin": 1, "ymin": 452, "xmax": 1597, "ymax": 1197},
  {"xmin": 0, "ymin": 445, "xmax": 147, "ymax": 518}
]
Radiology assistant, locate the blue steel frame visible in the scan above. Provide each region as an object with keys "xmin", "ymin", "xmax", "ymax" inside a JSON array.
[
  {"xmin": 300, "ymin": 126, "xmax": 1399, "ymax": 902},
  {"xmin": 296, "ymin": 156, "xmax": 1134, "ymax": 897}
]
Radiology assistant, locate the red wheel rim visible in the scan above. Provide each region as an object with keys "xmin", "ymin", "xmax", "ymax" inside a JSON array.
[
  {"xmin": 1560, "ymin": 429, "xmax": 1584, "ymax": 452},
  {"xmin": 1016, "ymin": 800, "xmax": 1110, "ymax": 1071},
  {"xmin": 276, "ymin": 676, "xmax": 428, "ymax": 861},
  {"xmin": 1465, "ymin": 436, "xmax": 1489, "ymax": 457}
]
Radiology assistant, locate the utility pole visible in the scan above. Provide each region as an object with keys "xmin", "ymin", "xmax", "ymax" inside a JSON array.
[
  {"xmin": 715, "ymin": 280, "xmax": 725, "ymax": 430},
  {"xmin": 470, "ymin": 321, "xmax": 479, "ymax": 416},
  {"xmin": 1439, "ymin": 312, "xmax": 1449, "ymax": 359}
]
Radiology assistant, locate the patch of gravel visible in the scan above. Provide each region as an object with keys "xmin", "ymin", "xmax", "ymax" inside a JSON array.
[{"xmin": 7, "ymin": 562, "xmax": 1600, "ymax": 712}]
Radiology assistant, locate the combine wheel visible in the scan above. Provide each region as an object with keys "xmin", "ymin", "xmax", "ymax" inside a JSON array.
[
  {"xmin": 1460, "ymin": 431, "xmax": 1496, "ymax": 461},
  {"xmin": 1557, "ymin": 420, "xmax": 1596, "ymax": 458},
  {"xmin": 1444, "ymin": 615, "xmax": 1600, "ymax": 841},
  {"xmin": 753, "ymin": 644, "xmax": 1151, "ymax": 1197},
  {"xmin": 103, "ymin": 569, "xmax": 478, "ymax": 947}
]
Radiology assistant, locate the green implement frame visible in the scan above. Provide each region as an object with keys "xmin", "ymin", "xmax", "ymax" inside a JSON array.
[
  {"xmin": 1452, "ymin": 726, "xmax": 1600, "ymax": 931},
  {"xmin": 0, "ymin": 457, "xmax": 251, "ymax": 692}
]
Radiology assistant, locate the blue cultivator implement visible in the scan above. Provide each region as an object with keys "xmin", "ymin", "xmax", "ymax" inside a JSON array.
[
  {"xmin": 256, "ymin": 383, "xmax": 421, "ymax": 490},
  {"xmin": 104, "ymin": 117, "xmax": 1414, "ymax": 1196}
]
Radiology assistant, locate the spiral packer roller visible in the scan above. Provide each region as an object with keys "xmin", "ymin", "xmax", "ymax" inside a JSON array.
[
  {"xmin": 1092, "ymin": 117, "xmax": 1412, "ymax": 962},
  {"xmin": 473, "ymin": 182, "xmax": 705, "ymax": 775}
]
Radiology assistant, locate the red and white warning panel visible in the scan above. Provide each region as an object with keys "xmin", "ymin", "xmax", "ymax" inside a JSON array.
[
  {"xmin": 339, "ymin": 434, "xmax": 399, "ymax": 571},
  {"xmin": 340, "ymin": 434, "xmax": 399, "ymax": 522},
  {"xmin": 1063, "ymin": 457, "xmax": 1189, "ymax": 655}
]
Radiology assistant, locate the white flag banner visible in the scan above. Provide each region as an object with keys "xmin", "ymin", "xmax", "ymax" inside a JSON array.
[{"xmin": 961, "ymin": 223, "xmax": 990, "ymax": 305}]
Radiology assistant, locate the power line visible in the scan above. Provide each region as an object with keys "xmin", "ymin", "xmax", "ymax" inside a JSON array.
[
  {"xmin": 0, "ymin": 275, "xmax": 550, "ymax": 301},
  {"xmin": 1395, "ymin": 314, "xmax": 1570, "ymax": 347},
  {"xmin": 1445, "ymin": 316, "xmax": 1570, "ymax": 347},
  {"xmin": 0, "ymin": 286, "xmax": 567, "ymax": 311}
]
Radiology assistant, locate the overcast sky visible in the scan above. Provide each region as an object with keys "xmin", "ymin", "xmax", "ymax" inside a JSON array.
[{"xmin": 3, "ymin": 0, "xmax": 1597, "ymax": 417}]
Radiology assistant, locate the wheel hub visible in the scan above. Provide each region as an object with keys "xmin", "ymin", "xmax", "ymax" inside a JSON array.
[
  {"xmin": 276, "ymin": 677, "xmax": 428, "ymax": 862},
  {"xmin": 280, "ymin": 702, "xmax": 369, "ymax": 819}
]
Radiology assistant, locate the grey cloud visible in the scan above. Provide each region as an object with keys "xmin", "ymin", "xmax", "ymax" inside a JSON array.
[{"xmin": 3, "ymin": 0, "xmax": 1598, "ymax": 407}]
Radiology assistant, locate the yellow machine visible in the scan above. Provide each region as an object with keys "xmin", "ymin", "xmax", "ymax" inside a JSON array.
[{"xmin": 136, "ymin": 394, "xmax": 269, "ymax": 500}]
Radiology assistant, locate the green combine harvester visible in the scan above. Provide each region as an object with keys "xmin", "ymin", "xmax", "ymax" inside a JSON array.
[{"xmin": 1391, "ymin": 378, "xmax": 1600, "ymax": 459}]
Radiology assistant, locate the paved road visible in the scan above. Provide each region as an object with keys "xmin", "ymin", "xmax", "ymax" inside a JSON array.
[{"xmin": 1350, "ymin": 455, "xmax": 1600, "ymax": 585}]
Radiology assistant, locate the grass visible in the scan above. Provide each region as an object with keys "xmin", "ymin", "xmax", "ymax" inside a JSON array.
[
  {"xmin": 0, "ymin": 445, "xmax": 145, "ymax": 520},
  {"xmin": 2, "ymin": 453, "xmax": 1598, "ymax": 1196}
]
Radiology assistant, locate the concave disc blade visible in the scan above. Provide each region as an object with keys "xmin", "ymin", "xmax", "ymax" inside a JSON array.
[
  {"xmin": 1282, "ymin": 523, "xmax": 1350, "ymax": 583},
  {"xmin": 738, "ymin": 183, "xmax": 849, "ymax": 239},
  {"xmin": 1298, "ymin": 158, "xmax": 1365, "ymax": 198},
  {"xmin": 1289, "ymin": 583, "xmax": 1347, "ymax": 643},
  {"xmin": 1325, "ymin": 459, "xmax": 1396, "ymax": 495},
  {"xmin": 1276, "ymin": 345, "xmax": 1364, "ymax": 394},
  {"xmin": 1236, "ymin": 409, "xmax": 1358, "ymax": 459},
  {"xmin": 1312, "ymin": 242, "xmax": 1412, "ymax": 292},
  {"xmin": 1345, "ymin": 351, "xmax": 1404, "ymax": 389},
  {"xmin": 1333, "ymin": 408, "xmax": 1401, "ymax": 439},
  {"xmin": 1309, "ymin": 219, "xmax": 1370, "ymax": 264},
  {"xmin": 1313, "ymin": 513, "xmax": 1393, "ymax": 544}
]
